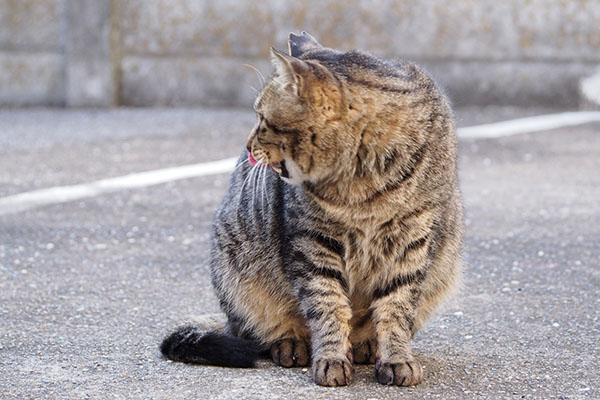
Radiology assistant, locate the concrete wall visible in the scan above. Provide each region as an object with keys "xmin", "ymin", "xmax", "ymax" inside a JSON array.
[
  {"xmin": 0, "ymin": 0, "xmax": 66, "ymax": 106},
  {"xmin": 1, "ymin": 0, "xmax": 599, "ymax": 108}
]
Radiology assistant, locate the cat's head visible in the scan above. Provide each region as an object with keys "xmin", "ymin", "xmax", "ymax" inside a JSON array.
[{"xmin": 247, "ymin": 32, "xmax": 356, "ymax": 185}]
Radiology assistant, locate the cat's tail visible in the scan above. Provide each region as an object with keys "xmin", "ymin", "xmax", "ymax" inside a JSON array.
[{"xmin": 160, "ymin": 313, "xmax": 260, "ymax": 368}]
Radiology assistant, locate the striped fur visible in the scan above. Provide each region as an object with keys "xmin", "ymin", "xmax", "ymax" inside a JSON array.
[{"xmin": 162, "ymin": 32, "xmax": 462, "ymax": 387}]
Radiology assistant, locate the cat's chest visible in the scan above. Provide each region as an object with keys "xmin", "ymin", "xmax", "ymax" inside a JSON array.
[{"xmin": 343, "ymin": 225, "xmax": 399, "ymax": 289}]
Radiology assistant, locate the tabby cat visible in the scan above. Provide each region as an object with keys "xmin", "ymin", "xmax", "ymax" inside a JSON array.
[{"xmin": 161, "ymin": 32, "xmax": 462, "ymax": 387}]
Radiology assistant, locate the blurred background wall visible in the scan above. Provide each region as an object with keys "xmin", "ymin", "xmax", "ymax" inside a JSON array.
[{"xmin": 1, "ymin": 0, "xmax": 599, "ymax": 108}]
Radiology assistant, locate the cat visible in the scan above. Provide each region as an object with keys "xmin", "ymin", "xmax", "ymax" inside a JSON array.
[{"xmin": 161, "ymin": 31, "xmax": 462, "ymax": 387}]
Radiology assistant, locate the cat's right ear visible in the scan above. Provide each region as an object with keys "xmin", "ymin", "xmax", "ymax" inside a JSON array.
[
  {"xmin": 288, "ymin": 31, "xmax": 322, "ymax": 57},
  {"xmin": 270, "ymin": 47, "xmax": 310, "ymax": 97}
]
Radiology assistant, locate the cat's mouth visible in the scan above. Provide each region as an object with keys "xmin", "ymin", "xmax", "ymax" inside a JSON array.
[
  {"xmin": 268, "ymin": 160, "xmax": 290, "ymax": 178},
  {"xmin": 248, "ymin": 152, "xmax": 289, "ymax": 178}
]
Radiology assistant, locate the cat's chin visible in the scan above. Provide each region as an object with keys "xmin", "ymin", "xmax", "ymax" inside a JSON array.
[{"xmin": 279, "ymin": 158, "xmax": 308, "ymax": 185}]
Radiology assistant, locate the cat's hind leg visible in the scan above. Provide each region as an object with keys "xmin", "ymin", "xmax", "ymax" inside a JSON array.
[
  {"xmin": 218, "ymin": 276, "xmax": 312, "ymax": 367},
  {"xmin": 350, "ymin": 309, "xmax": 377, "ymax": 364},
  {"xmin": 270, "ymin": 337, "xmax": 310, "ymax": 367}
]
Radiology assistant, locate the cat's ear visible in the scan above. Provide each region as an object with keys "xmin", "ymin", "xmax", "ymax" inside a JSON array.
[
  {"xmin": 288, "ymin": 31, "xmax": 321, "ymax": 57},
  {"xmin": 270, "ymin": 47, "xmax": 310, "ymax": 97}
]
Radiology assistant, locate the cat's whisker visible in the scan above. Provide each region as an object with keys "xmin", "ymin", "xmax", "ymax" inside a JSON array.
[
  {"xmin": 239, "ymin": 162, "xmax": 255, "ymax": 192},
  {"xmin": 245, "ymin": 165, "xmax": 255, "ymax": 199},
  {"xmin": 238, "ymin": 161, "xmax": 259, "ymax": 213},
  {"xmin": 259, "ymin": 160, "xmax": 269, "ymax": 219},
  {"xmin": 238, "ymin": 170, "xmax": 251, "ymax": 199},
  {"xmin": 261, "ymin": 163, "xmax": 267, "ymax": 209},
  {"xmin": 250, "ymin": 163, "xmax": 261, "ymax": 217},
  {"xmin": 257, "ymin": 162, "xmax": 264, "ymax": 217},
  {"xmin": 250, "ymin": 158, "xmax": 267, "ymax": 221},
  {"xmin": 262, "ymin": 164, "xmax": 272, "ymax": 210},
  {"xmin": 243, "ymin": 63, "xmax": 266, "ymax": 89},
  {"xmin": 231, "ymin": 157, "xmax": 250, "ymax": 174}
]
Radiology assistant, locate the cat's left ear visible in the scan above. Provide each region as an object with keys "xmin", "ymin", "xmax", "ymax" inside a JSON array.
[{"xmin": 270, "ymin": 47, "xmax": 310, "ymax": 97}]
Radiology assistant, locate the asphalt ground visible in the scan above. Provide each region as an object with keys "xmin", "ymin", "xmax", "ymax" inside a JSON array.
[{"xmin": 0, "ymin": 106, "xmax": 598, "ymax": 399}]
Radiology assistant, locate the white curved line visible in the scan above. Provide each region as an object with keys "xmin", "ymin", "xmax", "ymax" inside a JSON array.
[
  {"xmin": 0, "ymin": 157, "xmax": 237, "ymax": 216},
  {"xmin": 457, "ymin": 111, "xmax": 600, "ymax": 139}
]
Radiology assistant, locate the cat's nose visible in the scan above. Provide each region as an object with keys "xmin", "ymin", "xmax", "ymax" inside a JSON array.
[
  {"xmin": 246, "ymin": 131, "xmax": 254, "ymax": 152},
  {"xmin": 246, "ymin": 127, "xmax": 258, "ymax": 152}
]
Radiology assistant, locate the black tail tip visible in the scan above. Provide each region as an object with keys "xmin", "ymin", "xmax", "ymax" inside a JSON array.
[
  {"xmin": 160, "ymin": 325, "xmax": 195, "ymax": 360},
  {"xmin": 160, "ymin": 326, "xmax": 260, "ymax": 368}
]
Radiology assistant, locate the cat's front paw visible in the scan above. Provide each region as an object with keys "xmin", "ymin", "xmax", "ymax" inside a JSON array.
[
  {"xmin": 375, "ymin": 359, "xmax": 423, "ymax": 386},
  {"xmin": 312, "ymin": 356, "xmax": 354, "ymax": 386},
  {"xmin": 270, "ymin": 338, "xmax": 310, "ymax": 367}
]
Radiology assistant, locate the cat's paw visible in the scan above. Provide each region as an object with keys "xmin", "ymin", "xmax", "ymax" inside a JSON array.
[
  {"xmin": 270, "ymin": 338, "xmax": 310, "ymax": 367},
  {"xmin": 312, "ymin": 356, "xmax": 354, "ymax": 386},
  {"xmin": 352, "ymin": 339, "xmax": 377, "ymax": 364},
  {"xmin": 375, "ymin": 359, "xmax": 423, "ymax": 386}
]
